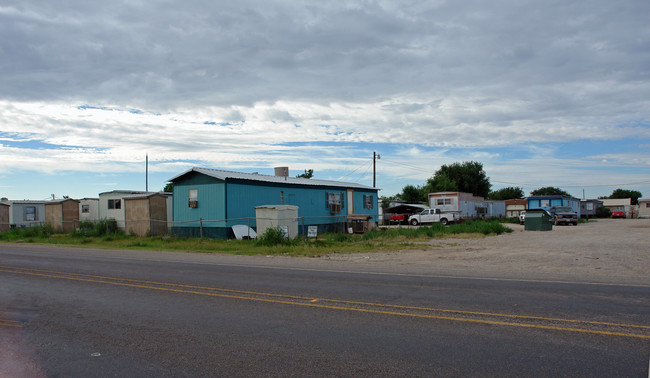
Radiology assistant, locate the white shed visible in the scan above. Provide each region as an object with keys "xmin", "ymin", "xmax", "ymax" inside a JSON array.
[{"xmin": 255, "ymin": 205, "xmax": 299, "ymax": 239}]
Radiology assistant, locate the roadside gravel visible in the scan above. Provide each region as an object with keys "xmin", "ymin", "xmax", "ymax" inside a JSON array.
[{"xmin": 323, "ymin": 218, "xmax": 650, "ymax": 285}]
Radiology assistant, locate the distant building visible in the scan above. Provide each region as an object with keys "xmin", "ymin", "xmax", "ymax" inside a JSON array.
[
  {"xmin": 45, "ymin": 198, "xmax": 80, "ymax": 233},
  {"xmin": 79, "ymin": 198, "xmax": 99, "ymax": 222},
  {"xmin": 637, "ymin": 198, "xmax": 650, "ymax": 218},
  {"xmin": 526, "ymin": 195, "xmax": 581, "ymax": 218},
  {"xmin": 99, "ymin": 191, "xmax": 172, "ymax": 231},
  {"xmin": 580, "ymin": 199, "xmax": 603, "ymax": 218},
  {"xmin": 9, "ymin": 200, "xmax": 46, "ymax": 228},
  {"xmin": 505, "ymin": 199, "xmax": 527, "ymax": 218},
  {"xmin": 601, "ymin": 198, "xmax": 632, "ymax": 218},
  {"xmin": 0, "ymin": 201, "xmax": 10, "ymax": 232},
  {"xmin": 428, "ymin": 192, "xmax": 505, "ymax": 218},
  {"xmin": 123, "ymin": 192, "xmax": 170, "ymax": 236}
]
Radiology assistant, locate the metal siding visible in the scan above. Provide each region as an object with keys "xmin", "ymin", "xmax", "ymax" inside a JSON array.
[
  {"xmin": 226, "ymin": 181, "xmax": 362, "ymax": 227},
  {"xmin": 173, "ymin": 174, "xmax": 226, "ymax": 227},
  {"xmin": 11, "ymin": 203, "xmax": 46, "ymax": 226},
  {"xmin": 353, "ymin": 190, "xmax": 379, "ymax": 221}
]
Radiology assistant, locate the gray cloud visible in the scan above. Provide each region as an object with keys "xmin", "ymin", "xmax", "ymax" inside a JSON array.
[
  {"xmin": 2, "ymin": 1, "xmax": 648, "ymax": 110},
  {"xmin": 1, "ymin": 0, "xmax": 649, "ymax": 198}
]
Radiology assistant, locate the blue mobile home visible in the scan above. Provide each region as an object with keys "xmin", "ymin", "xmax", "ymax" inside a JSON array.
[
  {"xmin": 526, "ymin": 195, "xmax": 581, "ymax": 218},
  {"xmin": 168, "ymin": 167, "xmax": 379, "ymax": 239}
]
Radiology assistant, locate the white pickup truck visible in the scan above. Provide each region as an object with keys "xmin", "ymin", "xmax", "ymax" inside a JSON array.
[{"xmin": 408, "ymin": 208, "xmax": 460, "ymax": 226}]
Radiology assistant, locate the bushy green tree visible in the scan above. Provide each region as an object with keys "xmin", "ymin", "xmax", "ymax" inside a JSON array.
[
  {"xmin": 400, "ymin": 184, "xmax": 426, "ymax": 203},
  {"xmin": 424, "ymin": 172, "xmax": 458, "ymax": 194},
  {"xmin": 530, "ymin": 186, "xmax": 571, "ymax": 197},
  {"xmin": 427, "ymin": 161, "xmax": 491, "ymax": 198},
  {"xmin": 608, "ymin": 189, "xmax": 642, "ymax": 205},
  {"xmin": 488, "ymin": 187, "xmax": 524, "ymax": 200}
]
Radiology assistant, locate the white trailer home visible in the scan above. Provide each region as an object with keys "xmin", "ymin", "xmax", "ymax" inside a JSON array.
[{"xmin": 427, "ymin": 192, "xmax": 505, "ymax": 219}]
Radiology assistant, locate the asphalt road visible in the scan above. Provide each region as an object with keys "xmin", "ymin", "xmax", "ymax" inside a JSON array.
[{"xmin": 1, "ymin": 244, "xmax": 649, "ymax": 377}]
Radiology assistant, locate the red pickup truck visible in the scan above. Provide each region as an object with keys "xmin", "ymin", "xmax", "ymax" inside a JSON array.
[{"xmin": 389, "ymin": 214, "xmax": 408, "ymax": 224}]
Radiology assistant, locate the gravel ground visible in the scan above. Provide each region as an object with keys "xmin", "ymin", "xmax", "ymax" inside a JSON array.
[{"xmin": 323, "ymin": 218, "xmax": 650, "ymax": 286}]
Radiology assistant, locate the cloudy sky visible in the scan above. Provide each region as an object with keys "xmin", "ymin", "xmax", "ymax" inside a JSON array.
[{"xmin": 1, "ymin": 0, "xmax": 649, "ymax": 201}]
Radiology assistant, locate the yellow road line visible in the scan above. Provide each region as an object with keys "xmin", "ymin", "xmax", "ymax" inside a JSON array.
[
  {"xmin": 1, "ymin": 265, "xmax": 648, "ymax": 339},
  {"xmin": 4, "ymin": 265, "xmax": 647, "ymax": 330},
  {"xmin": 0, "ymin": 319, "xmax": 22, "ymax": 328}
]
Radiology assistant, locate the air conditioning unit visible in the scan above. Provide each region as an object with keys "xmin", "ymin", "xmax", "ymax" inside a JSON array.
[
  {"xmin": 189, "ymin": 200, "xmax": 198, "ymax": 208},
  {"xmin": 330, "ymin": 203, "xmax": 341, "ymax": 214}
]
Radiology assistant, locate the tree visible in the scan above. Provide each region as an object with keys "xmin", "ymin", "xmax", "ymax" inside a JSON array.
[
  {"xmin": 296, "ymin": 169, "xmax": 314, "ymax": 179},
  {"xmin": 423, "ymin": 172, "xmax": 458, "ymax": 194},
  {"xmin": 427, "ymin": 161, "xmax": 491, "ymax": 198},
  {"xmin": 608, "ymin": 189, "xmax": 642, "ymax": 205},
  {"xmin": 379, "ymin": 196, "xmax": 394, "ymax": 209},
  {"xmin": 163, "ymin": 182, "xmax": 174, "ymax": 193},
  {"xmin": 530, "ymin": 187, "xmax": 571, "ymax": 197},
  {"xmin": 400, "ymin": 184, "xmax": 426, "ymax": 203},
  {"xmin": 488, "ymin": 187, "xmax": 524, "ymax": 200}
]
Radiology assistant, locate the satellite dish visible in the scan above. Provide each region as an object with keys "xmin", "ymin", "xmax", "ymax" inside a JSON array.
[{"xmin": 232, "ymin": 224, "xmax": 257, "ymax": 240}]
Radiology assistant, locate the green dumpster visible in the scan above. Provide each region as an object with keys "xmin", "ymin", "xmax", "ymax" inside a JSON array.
[{"xmin": 524, "ymin": 209, "xmax": 553, "ymax": 231}]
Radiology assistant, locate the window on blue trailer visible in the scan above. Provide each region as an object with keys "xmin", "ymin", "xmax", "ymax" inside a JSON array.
[
  {"xmin": 188, "ymin": 189, "xmax": 198, "ymax": 208},
  {"xmin": 326, "ymin": 192, "xmax": 344, "ymax": 214},
  {"xmin": 363, "ymin": 195, "xmax": 373, "ymax": 209}
]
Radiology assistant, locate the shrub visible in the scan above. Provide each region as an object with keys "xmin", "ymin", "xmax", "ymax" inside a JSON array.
[
  {"xmin": 595, "ymin": 206, "xmax": 611, "ymax": 218},
  {"xmin": 0, "ymin": 224, "xmax": 54, "ymax": 239},
  {"xmin": 75, "ymin": 219, "xmax": 121, "ymax": 237},
  {"xmin": 256, "ymin": 227, "xmax": 296, "ymax": 247}
]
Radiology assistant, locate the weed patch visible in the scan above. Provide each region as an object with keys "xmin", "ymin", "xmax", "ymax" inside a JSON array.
[{"xmin": 0, "ymin": 220, "xmax": 511, "ymax": 257}]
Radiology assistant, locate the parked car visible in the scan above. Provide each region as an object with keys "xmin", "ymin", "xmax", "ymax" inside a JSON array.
[
  {"xmin": 519, "ymin": 211, "xmax": 526, "ymax": 225},
  {"xmin": 611, "ymin": 211, "xmax": 626, "ymax": 218},
  {"xmin": 548, "ymin": 206, "xmax": 578, "ymax": 226},
  {"xmin": 408, "ymin": 208, "xmax": 460, "ymax": 226}
]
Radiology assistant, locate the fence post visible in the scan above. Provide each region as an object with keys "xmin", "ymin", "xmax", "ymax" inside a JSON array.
[
  {"xmin": 247, "ymin": 216, "xmax": 251, "ymax": 239},
  {"xmin": 302, "ymin": 217, "xmax": 305, "ymax": 242},
  {"xmin": 199, "ymin": 218, "xmax": 203, "ymax": 238}
]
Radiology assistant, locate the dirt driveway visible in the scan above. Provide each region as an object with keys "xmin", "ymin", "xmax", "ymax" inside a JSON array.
[{"xmin": 324, "ymin": 218, "xmax": 650, "ymax": 285}]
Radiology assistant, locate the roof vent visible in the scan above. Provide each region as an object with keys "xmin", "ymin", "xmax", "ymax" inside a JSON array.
[{"xmin": 274, "ymin": 167, "xmax": 289, "ymax": 177}]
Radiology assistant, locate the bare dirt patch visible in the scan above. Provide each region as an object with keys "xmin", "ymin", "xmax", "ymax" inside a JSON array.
[{"xmin": 324, "ymin": 218, "xmax": 650, "ymax": 285}]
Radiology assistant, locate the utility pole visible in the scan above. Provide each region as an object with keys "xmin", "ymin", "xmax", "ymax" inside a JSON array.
[
  {"xmin": 373, "ymin": 152, "xmax": 381, "ymax": 187},
  {"xmin": 146, "ymin": 153, "xmax": 149, "ymax": 192}
]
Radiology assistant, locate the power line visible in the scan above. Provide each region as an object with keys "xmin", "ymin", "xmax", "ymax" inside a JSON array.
[
  {"xmin": 336, "ymin": 160, "xmax": 373, "ymax": 182},
  {"xmin": 378, "ymin": 157, "xmax": 433, "ymax": 174}
]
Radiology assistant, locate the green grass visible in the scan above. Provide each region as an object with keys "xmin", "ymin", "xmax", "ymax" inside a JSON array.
[{"xmin": 0, "ymin": 220, "xmax": 512, "ymax": 257}]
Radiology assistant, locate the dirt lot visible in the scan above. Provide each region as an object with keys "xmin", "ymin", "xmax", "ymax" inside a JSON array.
[{"xmin": 323, "ymin": 218, "xmax": 650, "ymax": 285}]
